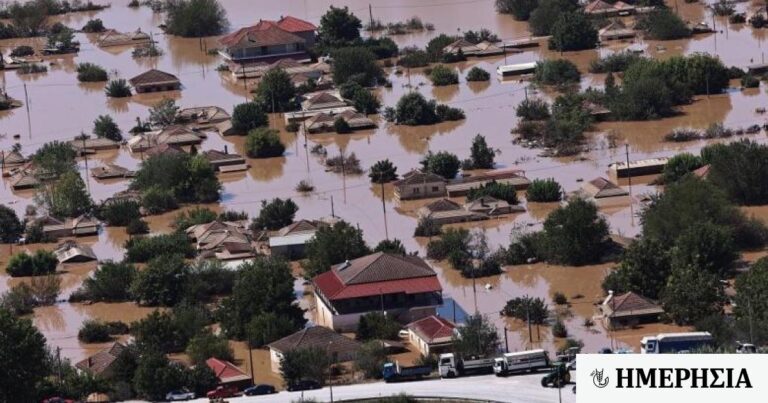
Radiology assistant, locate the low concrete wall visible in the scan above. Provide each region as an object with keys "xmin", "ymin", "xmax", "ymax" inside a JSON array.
[{"xmin": 338, "ymin": 397, "xmax": 504, "ymax": 403}]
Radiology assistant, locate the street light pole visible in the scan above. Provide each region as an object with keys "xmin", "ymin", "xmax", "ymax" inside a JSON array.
[{"xmin": 328, "ymin": 341, "xmax": 334, "ymax": 403}]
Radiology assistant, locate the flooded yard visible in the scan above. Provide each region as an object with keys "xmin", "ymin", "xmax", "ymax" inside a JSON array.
[{"xmin": 2, "ymin": 0, "xmax": 767, "ymax": 372}]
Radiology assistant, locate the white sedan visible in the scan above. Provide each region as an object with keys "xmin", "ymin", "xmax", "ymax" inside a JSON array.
[{"xmin": 165, "ymin": 389, "xmax": 196, "ymax": 401}]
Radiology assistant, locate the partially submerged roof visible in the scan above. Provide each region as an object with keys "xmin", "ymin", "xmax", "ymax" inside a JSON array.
[
  {"xmin": 129, "ymin": 69, "xmax": 180, "ymax": 87},
  {"xmin": 0, "ymin": 150, "xmax": 27, "ymax": 165},
  {"xmin": 313, "ymin": 252, "xmax": 442, "ymax": 301},
  {"xmin": 603, "ymin": 291, "xmax": 664, "ymax": 318},
  {"xmin": 407, "ymin": 315, "xmax": 456, "ymax": 344},
  {"xmin": 54, "ymin": 241, "xmax": 97, "ymax": 263},
  {"xmin": 393, "ymin": 170, "xmax": 447, "ymax": 187},
  {"xmin": 303, "ymin": 91, "xmax": 347, "ymax": 111},
  {"xmin": 268, "ymin": 326, "xmax": 361, "ymax": 355},
  {"xmin": 422, "ymin": 198, "xmax": 462, "ymax": 213},
  {"xmin": 582, "ymin": 177, "xmax": 629, "ymax": 199},
  {"xmin": 219, "ymin": 16, "xmax": 315, "ymax": 47}
]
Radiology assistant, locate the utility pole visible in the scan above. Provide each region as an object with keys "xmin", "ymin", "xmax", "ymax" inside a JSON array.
[
  {"xmin": 330, "ymin": 195, "xmax": 335, "ymax": 218},
  {"xmin": 23, "ymin": 83, "xmax": 31, "ymax": 139},
  {"xmin": 340, "ymin": 148, "xmax": 347, "ymax": 203},
  {"xmin": 624, "ymin": 143, "xmax": 633, "ymax": 200},
  {"xmin": 81, "ymin": 135, "xmax": 91, "ymax": 192},
  {"xmin": 471, "ymin": 261, "xmax": 478, "ymax": 314},
  {"xmin": 504, "ymin": 327, "xmax": 509, "ymax": 353},
  {"xmin": 380, "ymin": 178, "xmax": 388, "ymax": 240},
  {"xmin": 524, "ymin": 86, "xmax": 528, "ymax": 101},
  {"xmin": 328, "ymin": 341, "xmax": 335, "ymax": 403},
  {"xmin": 379, "ymin": 287, "xmax": 384, "ymax": 313},
  {"xmin": 526, "ymin": 302, "xmax": 532, "ymax": 344},
  {"xmin": 369, "ymin": 4, "xmax": 375, "ymax": 32},
  {"xmin": 56, "ymin": 347, "xmax": 62, "ymax": 388},
  {"xmin": 248, "ymin": 334, "xmax": 255, "ymax": 384}
]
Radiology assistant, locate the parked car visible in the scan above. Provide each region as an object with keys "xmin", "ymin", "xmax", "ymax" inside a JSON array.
[
  {"xmin": 42, "ymin": 398, "xmax": 75, "ymax": 403},
  {"xmin": 244, "ymin": 384, "xmax": 277, "ymax": 396},
  {"xmin": 287, "ymin": 379, "xmax": 321, "ymax": 392},
  {"xmin": 206, "ymin": 385, "xmax": 240, "ymax": 399},
  {"xmin": 165, "ymin": 389, "xmax": 195, "ymax": 401}
]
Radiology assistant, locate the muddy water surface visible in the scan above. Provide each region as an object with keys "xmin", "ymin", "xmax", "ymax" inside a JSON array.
[{"xmin": 2, "ymin": 0, "xmax": 767, "ymax": 369}]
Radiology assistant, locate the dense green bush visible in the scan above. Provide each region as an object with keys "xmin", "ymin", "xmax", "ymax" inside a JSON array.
[
  {"xmin": 467, "ymin": 181, "xmax": 519, "ymax": 204},
  {"xmin": 496, "ymin": 0, "xmax": 539, "ymax": 20},
  {"xmin": 420, "ymin": 151, "xmax": 461, "ymax": 179},
  {"xmin": 78, "ymin": 320, "xmax": 113, "ymax": 343},
  {"xmin": 588, "ymin": 52, "xmax": 644, "ymax": 73},
  {"xmin": 549, "ymin": 12, "xmax": 597, "ymax": 51},
  {"xmin": 76, "ymin": 261, "xmax": 138, "ymax": 302},
  {"xmin": 105, "ymin": 79, "xmax": 131, "ymax": 97},
  {"xmin": 539, "ymin": 198, "xmax": 609, "ymax": 265},
  {"xmin": 466, "ymin": 66, "xmax": 490, "ymax": 81},
  {"xmin": 231, "ymin": 102, "xmax": 268, "ymax": 134},
  {"xmin": 526, "ymin": 178, "xmax": 562, "ymax": 202},
  {"xmin": 93, "ymin": 115, "xmax": 122, "ymax": 141},
  {"xmin": 0, "ymin": 205, "xmax": 23, "ymax": 244},
  {"xmin": 303, "ymin": 220, "xmax": 370, "ymax": 278},
  {"xmin": 516, "ymin": 98, "xmax": 550, "ymax": 121},
  {"xmin": 245, "ymin": 128, "xmax": 285, "ymax": 158},
  {"xmin": 127, "ymin": 218, "xmax": 150, "ymax": 235},
  {"xmin": 141, "ymin": 186, "xmax": 178, "ymax": 214},
  {"xmin": 397, "ymin": 48, "xmax": 430, "ymax": 68},
  {"xmin": 660, "ymin": 153, "xmax": 703, "ymax": 183},
  {"xmin": 637, "ymin": 8, "xmax": 692, "ymax": 40},
  {"xmin": 529, "ymin": 0, "xmax": 579, "ymax": 36},
  {"xmin": 369, "ymin": 159, "xmax": 398, "ymax": 183},
  {"xmin": 331, "ymin": 46, "xmax": 385, "ymax": 86},
  {"xmin": 132, "ymin": 153, "xmax": 221, "ymax": 205},
  {"xmin": 10, "ymin": 45, "xmax": 34, "ymax": 57},
  {"xmin": 742, "ymin": 73, "xmax": 760, "ymax": 88},
  {"xmin": 173, "ymin": 207, "xmax": 217, "ymax": 231},
  {"xmin": 99, "ymin": 200, "xmax": 141, "ymax": 226},
  {"xmin": 251, "ymin": 198, "xmax": 298, "ymax": 231},
  {"xmin": 534, "ymin": 59, "xmax": 581, "ymax": 86},
  {"xmin": 357, "ymin": 312, "xmax": 402, "ymax": 341},
  {"xmin": 503, "ymin": 295, "xmax": 549, "ymax": 324},
  {"xmin": 702, "ymin": 140, "xmax": 768, "ymax": 205},
  {"xmin": 6, "ymin": 250, "xmax": 58, "ymax": 277},
  {"xmin": 429, "ymin": 64, "xmax": 459, "ymax": 86},
  {"xmin": 255, "ymin": 68, "xmax": 297, "ymax": 112},
  {"xmin": 164, "ymin": 0, "xmax": 228, "ymax": 37},
  {"xmin": 130, "ymin": 254, "xmax": 189, "ymax": 306},
  {"xmin": 82, "ymin": 18, "xmax": 105, "ymax": 33},
  {"xmin": 124, "ymin": 233, "xmax": 194, "ymax": 263}
]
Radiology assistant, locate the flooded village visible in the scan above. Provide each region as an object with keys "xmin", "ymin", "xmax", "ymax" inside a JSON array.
[{"xmin": 3, "ymin": 0, "xmax": 768, "ymax": 401}]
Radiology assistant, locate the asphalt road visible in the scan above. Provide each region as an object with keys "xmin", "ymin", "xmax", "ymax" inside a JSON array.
[{"xmin": 193, "ymin": 373, "xmax": 577, "ymax": 403}]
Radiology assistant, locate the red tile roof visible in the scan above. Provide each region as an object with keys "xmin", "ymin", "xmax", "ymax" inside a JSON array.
[
  {"xmin": 277, "ymin": 16, "xmax": 317, "ymax": 33},
  {"xmin": 75, "ymin": 342, "xmax": 126, "ymax": 376},
  {"xmin": 206, "ymin": 358, "xmax": 251, "ymax": 384},
  {"xmin": 407, "ymin": 315, "xmax": 456, "ymax": 343},
  {"xmin": 219, "ymin": 16, "xmax": 315, "ymax": 47},
  {"xmin": 314, "ymin": 270, "xmax": 442, "ymax": 301}
]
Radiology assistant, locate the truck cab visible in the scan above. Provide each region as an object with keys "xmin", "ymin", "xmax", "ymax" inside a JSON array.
[
  {"xmin": 439, "ymin": 353, "xmax": 457, "ymax": 378},
  {"xmin": 382, "ymin": 362, "xmax": 398, "ymax": 380},
  {"xmin": 493, "ymin": 357, "xmax": 506, "ymax": 375}
]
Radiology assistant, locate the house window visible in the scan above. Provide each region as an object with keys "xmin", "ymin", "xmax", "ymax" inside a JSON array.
[
  {"xmin": 260, "ymin": 46, "xmax": 268, "ymax": 55},
  {"xmin": 431, "ymin": 186, "xmax": 439, "ymax": 192},
  {"xmin": 413, "ymin": 188, "xmax": 420, "ymax": 194}
]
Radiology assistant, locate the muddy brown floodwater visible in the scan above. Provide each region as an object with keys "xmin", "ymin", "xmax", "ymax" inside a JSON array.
[{"xmin": 2, "ymin": 0, "xmax": 768, "ymax": 376}]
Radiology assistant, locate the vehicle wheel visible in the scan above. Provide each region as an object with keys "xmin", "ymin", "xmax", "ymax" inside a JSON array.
[
  {"xmin": 564, "ymin": 372, "xmax": 571, "ymax": 384},
  {"xmin": 448, "ymin": 371, "xmax": 455, "ymax": 378},
  {"xmin": 541, "ymin": 378, "xmax": 549, "ymax": 387}
]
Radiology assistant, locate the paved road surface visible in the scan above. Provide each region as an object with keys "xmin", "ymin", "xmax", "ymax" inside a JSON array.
[{"xmin": 192, "ymin": 373, "xmax": 577, "ymax": 403}]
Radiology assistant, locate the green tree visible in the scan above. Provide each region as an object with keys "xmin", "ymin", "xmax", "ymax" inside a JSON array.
[
  {"xmin": 373, "ymin": 239, "xmax": 407, "ymax": 255},
  {"xmin": 671, "ymin": 221, "xmax": 737, "ymax": 278},
  {"xmin": 245, "ymin": 127, "xmax": 285, "ymax": 158},
  {"xmin": 37, "ymin": 170, "xmax": 93, "ymax": 218},
  {"xmin": 304, "ymin": 220, "xmax": 370, "ymax": 278},
  {"xmin": 218, "ymin": 257, "xmax": 306, "ymax": 339},
  {"xmin": 429, "ymin": 64, "xmax": 459, "ymax": 86},
  {"xmin": 78, "ymin": 320, "xmax": 112, "ymax": 343},
  {"xmin": 637, "ymin": 8, "xmax": 691, "ymax": 40},
  {"xmin": 130, "ymin": 310, "xmax": 195, "ymax": 354},
  {"xmin": 255, "ymin": 68, "xmax": 297, "ymax": 112},
  {"xmin": 231, "ymin": 102, "xmax": 268, "ymax": 134},
  {"xmin": 466, "ymin": 181, "xmax": 519, "ymax": 204},
  {"xmin": 76, "ymin": 62, "xmax": 108, "ymax": 82},
  {"xmin": 78, "ymin": 261, "xmax": 138, "ymax": 302},
  {"xmin": 6, "ymin": 250, "xmax": 58, "ymax": 277},
  {"xmin": 148, "ymin": 98, "xmax": 180, "ymax": 128},
  {"xmin": 164, "ymin": 0, "xmax": 228, "ymax": 37},
  {"xmin": 133, "ymin": 352, "xmax": 186, "ymax": 400},
  {"xmin": 318, "ymin": 6, "xmax": 362, "ymax": 49},
  {"xmin": 420, "ymin": 151, "xmax": 461, "ymax": 179},
  {"xmin": 331, "ymin": 46, "xmax": 384, "ymax": 86},
  {"xmin": 540, "ymin": 198, "xmax": 609, "ymax": 265},
  {"xmin": 394, "ymin": 92, "xmax": 439, "ymax": 125},
  {"xmin": 355, "ymin": 341, "xmax": 388, "ymax": 379},
  {"xmin": 357, "ymin": 312, "xmax": 402, "ymax": 341},
  {"xmin": 33, "ymin": 141, "xmax": 76, "ymax": 178},
  {"xmin": 173, "ymin": 207, "xmax": 217, "ymax": 231},
  {"xmin": 82, "ymin": 18, "xmax": 105, "ymax": 33},
  {"xmin": 526, "ymin": 178, "xmax": 562, "ymax": 202},
  {"xmin": 280, "ymin": 347, "xmax": 328, "ymax": 386},
  {"xmin": 703, "ymin": 140, "xmax": 768, "ymax": 205},
  {"xmin": 105, "ymin": 79, "xmax": 131, "ymax": 97},
  {"xmin": 0, "ymin": 205, "xmax": 23, "ymax": 243},
  {"xmin": 548, "ymin": 12, "xmax": 597, "ymax": 51},
  {"xmin": 503, "ymin": 296, "xmax": 549, "ymax": 324},
  {"xmin": 130, "ymin": 254, "xmax": 188, "ymax": 306},
  {"xmin": 184, "ymin": 364, "xmax": 217, "ymax": 397},
  {"xmin": 186, "ymin": 330, "xmax": 234, "ymax": 365},
  {"xmin": 733, "ymin": 258, "xmax": 768, "ymax": 343},
  {"xmin": 466, "ymin": 66, "xmax": 490, "ymax": 82},
  {"xmin": 469, "ymin": 134, "xmax": 495, "ymax": 169},
  {"xmin": 516, "ymin": 98, "xmax": 550, "ymax": 121},
  {"xmin": 661, "ymin": 153, "xmax": 702, "ymax": 183},
  {"xmin": 601, "ymin": 237, "xmax": 671, "ymax": 300},
  {"xmin": 662, "ymin": 264, "xmax": 724, "ymax": 325},
  {"xmin": 0, "ymin": 308, "xmax": 48, "ymax": 403},
  {"xmin": 426, "ymin": 34, "xmax": 459, "ymax": 61},
  {"xmin": 496, "ymin": 0, "xmax": 539, "ymax": 20},
  {"xmin": 529, "ymin": 0, "xmax": 578, "ymax": 36},
  {"xmin": 369, "ymin": 159, "xmax": 398, "ymax": 183},
  {"xmin": 246, "ymin": 312, "xmax": 303, "ymax": 347},
  {"xmin": 140, "ymin": 186, "xmax": 178, "ymax": 214},
  {"xmin": 124, "ymin": 233, "xmax": 195, "ymax": 263},
  {"xmin": 132, "ymin": 153, "xmax": 221, "ymax": 203},
  {"xmin": 452, "ymin": 314, "xmax": 500, "ymax": 358},
  {"xmin": 251, "ymin": 198, "xmax": 298, "ymax": 231},
  {"xmin": 534, "ymin": 59, "xmax": 581, "ymax": 86},
  {"xmin": 344, "ymin": 84, "xmax": 381, "ymax": 114},
  {"xmin": 334, "ymin": 116, "xmax": 352, "ymax": 133},
  {"xmin": 93, "ymin": 115, "xmax": 122, "ymax": 141}
]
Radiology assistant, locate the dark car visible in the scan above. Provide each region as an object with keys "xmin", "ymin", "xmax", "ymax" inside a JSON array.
[
  {"xmin": 244, "ymin": 384, "xmax": 277, "ymax": 396},
  {"xmin": 287, "ymin": 379, "xmax": 321, "ymax": 392}
]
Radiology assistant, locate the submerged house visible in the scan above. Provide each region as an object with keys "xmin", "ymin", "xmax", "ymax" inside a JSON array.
[
  {"xmin": 176, "ymin": 106, "xmax": 233, "ymax": 134},
  {"xmin": 54, "ymin": 241, "xmax": 97, "ymax": 263},
  {"xmin": 393, "ymin": 170, "xmax": 448, "ymax": 200},
  {"xmin": 313, "ymin": 252, "xmax": 443, "ymax": 331},
  {"xmin": 576, "ymin": 177, "xmax": 629, "ymax": 199},
  {"xmin": 304, "ymin": 110, "xmax": 376, "ymax": 134},
  {"xmin": 129, "ymin": 69, "xmax": 181, "ymax": 93},
  {"xmin": 445, "ymin": 169, "xmax": 531, "ymax": 197},
  {"xmin": 39, "ymin": 215, "xmax": 100, "ymax": 239},
  {"xmin": 268, "ymin": 219, "xmax": 322, "ymax": 259},
  {"xmin": 127, "ymin": 126, "xmax": 203, "ymax": 153},
  {"xmin": 443, "ymin": 39, "xmax": 504, "ymax": 57},
  {"xmin": 97, "ymin": 29, "xmax": 152, "ymax": 47},
  {"xmin": 0, "ymin": 150, "xmax": 27, "ymax": 166},
  {"xmin": 463, "ymin": 196, "xmax": 522, "ymax": 216},
  {"xmin": 267, "ymin": 326, "xmax": 361, "ymax": 373},
  {"xmin": 91, "ymin": 164, "xmax": 135, "ymax": 180},
  {"xmin": 598, "ymin": 20, "xmax": 636, "ymax": 41},
  {"xmin": 202, "ymin": 148, "xmax": 248, "ymax": 172},
  {"xmin": 68, "ymin": 137, "xmax": 121, "ymax": 154},
  {"xmin": 602, "ymin": 291, "xmax": 664, "ymax": 329},
  {"xmin": 417, "ymin": 198, "xmax": 487, "ymax": 225},
  {"xmin": 186, "ymin": 221, "xmax": 254, "ymax": 260},
  {"xmin": 218, "ymin": 16, "xmax": 316, "ymax": 64}
]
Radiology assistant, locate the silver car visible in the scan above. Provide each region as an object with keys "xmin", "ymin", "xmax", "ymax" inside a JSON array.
[{"xmin": 165, "ymin": 389, "xmax": 195, "ymax": 401}]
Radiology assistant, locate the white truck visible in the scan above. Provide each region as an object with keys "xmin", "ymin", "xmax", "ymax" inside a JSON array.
[
  {"xmin": 640, "ymin": 332, "xmax": 713, "ymax": 353},
  {"xmin": 493, "ymin": 349, "xmax": 550, "ymax": 376},
  {"xmin": 439, "ymin": 353, "xmax": 495, "ymax": 378}
]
